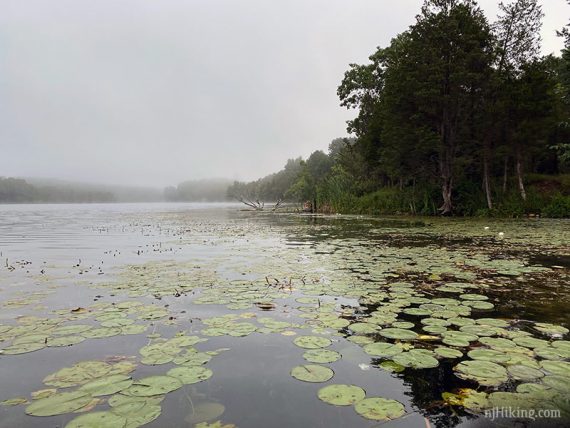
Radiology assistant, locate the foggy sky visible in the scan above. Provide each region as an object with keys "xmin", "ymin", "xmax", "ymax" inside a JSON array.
[{"xmin": 1, "ymin": 0, "xmax": 568, "ymax": 187}]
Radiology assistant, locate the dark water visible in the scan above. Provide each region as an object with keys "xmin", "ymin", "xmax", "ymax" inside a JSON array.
[{"xmin": 0, "ymin": 204, "xmax": 569, "ymax": 428}]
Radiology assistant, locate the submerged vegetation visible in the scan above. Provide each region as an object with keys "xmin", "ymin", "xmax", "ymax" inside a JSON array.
[{"xmin": 229, "ymin": 0, "xmax": 570, "ymax": 217}]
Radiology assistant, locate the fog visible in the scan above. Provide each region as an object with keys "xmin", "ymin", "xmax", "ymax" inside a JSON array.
[{"xmin": 1, "ymin": 0, "xmax": 568, "ymax": 188}]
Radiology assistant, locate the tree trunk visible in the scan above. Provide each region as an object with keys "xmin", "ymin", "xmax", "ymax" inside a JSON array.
[
  {"xmin": 516, "ymin": 147, "xmax": 526, "ymax": 201},
  {"xmin": 483, "ymin": 143, "xmax": 493, "ymax": 210},
  {"xmin": 440, "ymin": 176, "xmax": 453, "ymax": 215},
  {"xmin": 502, "ymin": 156, "xmax": 508, "ymax": 193}
]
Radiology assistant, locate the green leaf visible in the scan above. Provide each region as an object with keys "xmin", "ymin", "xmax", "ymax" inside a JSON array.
[
  {"xmin": 354, "ymin": 397, "xmax": 405, "ymax": 421},
  {"xmin": 25, "ymin": 391, "xmax": 92, "ymax": 416},
  {"xmin": 293, "ymin": 336, "xmax": 332, "ymax": 349},
  {"xmin": 65, "ymin": 411, "xmax": 128, "ymax": 428},
  {"xmin": 290, "ymin": 364, "xmax": 334, "ymax": 383},
  {"xmin": 317, "ymin": 384, "xmax": 365, "ymax": 406},
  {"xmin": 166, "ymin": 366, "xmax": 213, "ymax": 384}
]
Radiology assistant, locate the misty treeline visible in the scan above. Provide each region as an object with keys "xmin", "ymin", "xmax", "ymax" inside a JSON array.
[
  {"xmin": 228, "ymin": 0, "xmax": 570, "ymax": 217},
  {"xmin": 164, "ymin": 179, "xmax": 232, "ymax": 202},
  {"xmin": 0, "ymin": 177, "xmax": 115, "ymax": 203}
]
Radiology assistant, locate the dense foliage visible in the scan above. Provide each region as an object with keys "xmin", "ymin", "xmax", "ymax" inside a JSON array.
[{"xmin": 229, "ymin": 0, "xmax": 570, "ymax": 217}]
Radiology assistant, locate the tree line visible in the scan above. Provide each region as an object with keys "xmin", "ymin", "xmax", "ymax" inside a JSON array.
[
  {"xmin": 0, "ymin": 177, "xmax": 115, "ymax": 203},
  {"xmin": 228, "ymin": 0, "xmax": 570, "ymax": 217}
]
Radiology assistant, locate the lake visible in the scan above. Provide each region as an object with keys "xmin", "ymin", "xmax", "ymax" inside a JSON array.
[{"xmin": 0, "ymin": 203, "xmax": 569, "ymax": 428}]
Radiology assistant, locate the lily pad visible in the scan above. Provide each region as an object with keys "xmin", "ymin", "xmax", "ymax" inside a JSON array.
[
  {"xmin": 66, "ymin": 411, "xmax": 128, "ymax": 428},
  {"xmin": 467, "ymin": 349, "xmax": 510, "ymax": 363},
  {"xmin": 47, "ymin": 335, "xmax": 86, "ymax": 347},
  {"xmin": 113, "ymin": 402, "xmax": 162, "ymax": 427},
  {"xmin": 25, "ymin": 391, "xmax": 92, "ymax": 416},
  {"xmin": 534, "ymin": 323, "xmax": 569, "ymax": 336},
  {"xmin": 540, "ymin": 360, "xmax": 570, "ymax": 377},
  {"xmin": 354, "ymin": 397, "xmax": 405, "ymax": 421},
  {"xmin": 507, "ymin": 365, "xmax": 544, "ymax": 381},
  {"xmin": 303, "ymin": 349, "xmax": 341, "ymax": 364},
  {"xmin": 379, "ymin": 328, "xmax": 418, "ymax": 340},
  {"xmin": 290, "ymin": 365, "xmax": 334, "ymax": 383},
  {"xmin": 348, "ymin": 323, "xmax": 378, "ymax": 334},
  {"xmin": 166, "ymin": 366, "xmax": 213, "ymax": 384},
  {"xmin": 454, "ymin": 360, "xmax": 508, "ymax": 386},
  {"xmin": 125, "ymin": 376, "xmax": 182, "ymax": 397},
  {"xmin": 317, "ymin": 384, "xmax": 365, "ymax": 406},
  {"xmin": 293, "ymin": 336, "xmax": 332, "ymax": 349},
  {"xmin": 79, "ymin": 375, "xmax": 133, "ymax": 397},
  {"xmin": 435, "ymin": 347, "xmax": 463, "ymax": 359},
  {"xmin": 392, "ymin": 350, "xmax": 439, "ymax": 369},
  {"xmin": 363, "ymin": 342, "xmax": 403, "ymax": 358},
  {"xmin": 1, "ymin": 342, "xmax": 46, "ymax": 354}
]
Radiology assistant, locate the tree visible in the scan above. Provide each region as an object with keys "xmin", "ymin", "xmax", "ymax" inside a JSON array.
[
  {"xmin": 401, "ymin": 0, "xmax": 494, "ymax": 214},
  {"xmin": 492, "ymin": 0, "xmax": 544, "ymax": 201}
]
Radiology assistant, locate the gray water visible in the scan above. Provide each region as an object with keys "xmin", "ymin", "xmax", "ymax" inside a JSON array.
[{"xmin": 0, "ymin": 203, "xmax": 569, "ymax": 428}]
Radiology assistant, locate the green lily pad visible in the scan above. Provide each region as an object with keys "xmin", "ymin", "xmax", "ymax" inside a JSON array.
[
  {"xmin": 460, "ymin": 325, "xmax": 498, "ymax": 337},
  {"xmin": 442, "ymin": 331, "xmax": 478, "ymax": 347},
  {"xmin": 108, "ymin": 394, "xmax": 164, "ymax": 408},
  {"xmin": 507, "ymin": 365, "xmax": 544, "ymax": 381},
  {"xmin": 173, "ymin": 352, "xmax": 212, "ymax": 366},
  {"xmin": 121, "ymin": 325, "xmax": 148, "ymax": 335},
  {"xmin": 317, "ymin": 384, "xmax": 365, "ymax": 406},
  {"xmin": 392, "ymin": 350, "xmax": 439, "ymax": 369},
  {"xmin": 1, "ymin": 342, "xmax": 46, "ymax": 354},
  {"xmin": 363, "ymin": 342, "xmax": 404, "ymax": 358},
  {"xmin": 349, "ymin": 323, "xmax": 378, "ymax": 334},
  {"xmin": 53, "ymin": 325, "xmax": 92, "ymax": 336},
  {"xmin": 115, "ymin": 403, "xmax": 161, "ymax": 427},
  {"xmin": 517, "ymin": 383, "xmax": 550, "ymax": 394},
  {"xmin": 391, "ymin": 321, "xmax": 415, "ymax": 329},
  {"xmin": 534, "ymin": 323, "xmax": 569, "ymax": 336},
  {"xmin": 423, "ymin": 325, "xmax": 447, "ymax": 334},
  {"xmin": 125, "ymin": 376, "xmax": 182, "ymax": 397},
  {"xmin": 79, "ymin": 375, "xmax": 133, "ymax": 396},
  {"xmin": 403, "ymin": 308, "xmax": 431, "ymax": 316},
  {"xmin": 166, "ymin": 366, "xmax": 213, "ymax": 384},
  {"xmin": 293, "ymin": 336, "xmax": 332, "ymax": 349},
  {"xmin": 435, "ymin": 347, "xmax": 463, "ymax": 359},
  {"xmin": 467, "ymin": 349, "xmax": 510, "ymax": 363},
  {"xmin": 542, "ymin": 375, "xmax": 570, "ymax": 392},
  {"xmin": 379, "ymin": 361, "xmax": 405, "ymax": 373},
  {"xmin": 1, "ymin": 397, "xmax": 28, "ymax": 406},
  {"xmin": 82, "ymin": 327, "xmax": 122, "ymax": 339},
  {"xmin": 347, "ymin": 336, "xmax": 374, "ymax": 345},
  {"xmin": 290, "ymin": 364, "xmax": 334, "ymax": 383},
  {"xmin": 540, "ymin": 360, "xmax": 570, "ymax": 377},
  {"xmin": 47, "ymin": 335, "xmax": 85, "ymax": 347},
  {"xmin": 43, "ymin": 361, "xmax": 113, "ymax": 388},
  {"xmin": 513, "ymin": 337, "xmax": 549, "ymax": 349},
  {"xmin": 454, "ymin": 360, "xmax": 508, "ymax": 386},
  {"xmin": 354, "ymin": 397, "xmax": 405, "ymax": 421},
  {"xmin": 379, "ymin": 328, "xmax": 418, "ymax": 340},
  {"xmin": 65, "ymin": 411, "xmax": 128, "ymax": 428},
  {"xmin": 477, "ymin": 318, "xmax": 509, "ymax": 328},
  {"xmin": 25, "ymin": 391, "xmax": 92, "ymax": 416},
  {"xmin": 303, "ymin": 349, "xmax": 341, "ymax": 363}
]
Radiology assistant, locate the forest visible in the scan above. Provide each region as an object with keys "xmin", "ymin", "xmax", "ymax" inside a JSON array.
[{"xmin": 228, "ymin": 0, "xmax": 570, "ymax": 217}]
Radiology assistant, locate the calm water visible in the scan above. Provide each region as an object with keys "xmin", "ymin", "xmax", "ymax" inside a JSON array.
[{"xmin": 0, "ymin": 203, "xmax": 569, "ymax": 428}]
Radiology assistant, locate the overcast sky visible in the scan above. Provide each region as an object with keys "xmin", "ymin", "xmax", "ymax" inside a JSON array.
[{"xmin": 1, "ymin": 0, "xmax": 568, "ymax": 187}]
